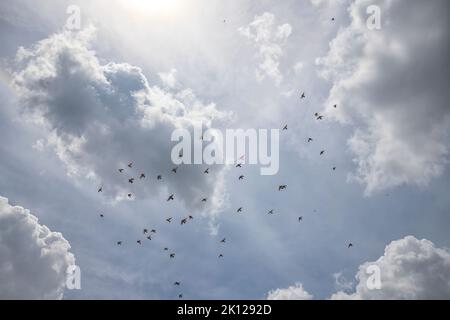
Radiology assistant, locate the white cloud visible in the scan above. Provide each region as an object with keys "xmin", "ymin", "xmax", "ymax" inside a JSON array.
[
  {"xmin": 239, "ymin": 12, "xmax": 292, "ymax": 86},
  {"xmin": 317, "ymin": 0, "xmax": 450, "ymax": 195},
  {"xmin": 331, "ymin": 236, "xmax": 450, "ymax": 300},
  {"xmin": 158, "ymin": 68, "xmax": 177, "ymax": 88},
  {"xmin": 267, "ymin": 282, "xmax": 313, "ymax": 300},
  {"xmin": 0, "ymin": 196, "xmax": 75, "ymax": 299},
  {"xmin": 11, "ymin": 27, "xmax": 231, "ymax": 218}
]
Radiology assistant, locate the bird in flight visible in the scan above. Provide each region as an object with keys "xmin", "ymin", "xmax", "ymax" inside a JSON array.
[
  {"xmin": 170, "ymin": 253, "xmax": 175, "ymax": 258},
  {"xmin": 301, "ymin": 92, "xmax": 306, "ymax": 99},
  {"xmin": 320, "ymin": 150, "xmax": 325, "ymax": 156},
  {"xmin": 204, "ymin": 168, "xmax": 209, "ymax": 174},
  {"xmin": 188, "ymin": 215, "xmax": 193, "ymax": 220},
  {"xmin": 139, "ymin": 173, "xmax": 146, "ymax": 179},
  {"xmin": 236, "ymin": 163, "xmax": 242, "ymax": 168},
  {"xmin": 137, "ymin": 240, "xmax": 142, "ymax": 245},
  {"xmin": 167, "ymin": 194, "xmax": 174, "ymax": 201},
  {"xmin": 164, "ymin": 247, "xmax": 168, "ymax": 251},
  {"xmin": 178, "ymin": 294, "xmax": 183, "ymax": 299},
  {"xmin": 181, "ymin": 218, "xmax": 187, "ymax": 225},
  {"xmin": 333, "ymin": 167, "xmax": 337, "ymax": 171},
  {"xmin": 172, "ymin": 167, "xmax": 178, "ymax": 173},
  {"xmin": 100, "ymin": 214, "xmax": 104, "ymax": 218},
  {"xmin": 151, "ymin": 229, "xmax": 156, "ymax": 233},
  {"xmin": 146, "ymin": 235, "xmax": 152, "ymax": 240},
  {"xmin": 143, "ymin": 228, "xmax": 148, "ymax": 234},
  {"xmin": 298, "ymin": 216, "xmax": 303, "ymax": 222},
  {"xmin": 282, "ymin": 125, "xmax": 288, "ymax": 131},
  {"xmin": 201, "ymin": 198, "xmax": 207, "ymax": 202},
  {"xmin": 220, "ymin": 238, "xmax": 226, "ymax": 243},
  {"xmin": 331, "ymin": 17, "xmax": 335, "ymax": 21},
  {"xmin": 127, "ymin": 193, "xmax": 132, "ymax": 198},
  {"xmin": 348, "ymin": 243, "xmax": 353, "ymax": 248},
  {"xmin": 317, "ymin": 115, "xmax": 324, "ymax": 120},
  {"xmin": 333, "ymin": 104, "xmax": 337, "ymax": 108},
  {"xmin": 268, "ymin": 210, "xmax": 274, "ymax": 215},
  {"xmin": 166, "ymin": 217, "xmax": 172, "ymax": 223},
  {"xmin": 308, "ymin": 138, "xmax": 313, "ymax": 142},
  {"xmin": 237, "ymin": 207, "xmax": 243, "ymax": 213},
  {"xmin": 174, "ymin": 282, "xmax": 180, "ymax": 286},
  {"xmin": 238, "ymin": 175, "xmax": 244, "ymax": 180},
  {"xmin": 117, "ymin": 241, "xmax": 122, "ymax": 245},
  {"xmin": 128, "ymin": 178, "xmax": 134, "ymax": 184},
  {"xmin": 157, "ymin": 175, "xmax": 162, "ymax": 180},
  {"xmin": 118, "ymin": 168, "xmax": 124, "ymax": 173},
  {"xmin": 128, "ymin": 162, "xmax": 133, "ymax": 168},
  {"xmin": 278, "ymin": 185, "xmax": 287, "ymax": 191},
  {"xmin": 98, "ymin": 187, "xmax": 103, "ymax": 193},
  {"xmin": 218, "ymin": 254, "xmax": 224, "ymax": 258}
]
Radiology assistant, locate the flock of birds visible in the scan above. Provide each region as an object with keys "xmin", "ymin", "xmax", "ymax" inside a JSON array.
[
  {"xmin": 94, "ymin": 17, "xmax": 355, "ymax": 298},
  {"xmin": 95, "ymin": 90, "xmax": 353, "ymax": 299}
]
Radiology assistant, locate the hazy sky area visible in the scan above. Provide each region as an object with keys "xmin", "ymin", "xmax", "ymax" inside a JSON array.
[{"xmin": 0, "ymin": 0, "xmax": 449, "ymax": 299}]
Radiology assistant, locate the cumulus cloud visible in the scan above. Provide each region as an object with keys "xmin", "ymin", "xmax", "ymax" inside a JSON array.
[
  {"xmin": 11, "ymin": 27, "xmax": 231, "ymax": 215},
  {"xmin": 317, "ymin": 0, "xmax": 450, "ymax": 195},
  {"xmin": 239, "ymin": 12, "xmax": 292, "ymax": 86},
  {"xmin": 158, "ymin": 68, "xmax": 177, "ymax": 88},
  {"xmin": 331, "ymin": 236, "xmax": 450, "ymax": 300},
  {"xmin": 267, "ymin": 282, "xmax": 313, "ymax": 300},
  {"xmin": 0, "ymin": 196, "xmax": 75, "ymax": 299}
]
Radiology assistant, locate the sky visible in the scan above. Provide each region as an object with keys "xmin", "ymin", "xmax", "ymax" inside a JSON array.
[{"xmin": 0, "ymin": 0, "xmax": 449, "ymax": 299}]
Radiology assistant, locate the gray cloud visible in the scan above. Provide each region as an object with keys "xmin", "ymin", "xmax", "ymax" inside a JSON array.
[
  {"xmin": 317, "ymin": 0, "xmax": 450, "ymax": 194},
  {"xmin": 11, "ymin": 27, "xmax": 230, "ymax": 218},
  {"xmin": 0, "ymin": 196, "xmax": 75, "ymax": 299}
]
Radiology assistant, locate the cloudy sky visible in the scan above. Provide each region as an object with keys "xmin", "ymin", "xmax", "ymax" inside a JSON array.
[{"xmin": 0, "ymin": 0, "xmax": 449, "ymax": 299}]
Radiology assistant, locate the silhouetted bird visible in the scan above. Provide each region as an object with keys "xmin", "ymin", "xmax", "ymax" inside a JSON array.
[
  {"xmin": 298, "ymin": 216, "xmax": 303, "ymax": 222},
  {"xmin": 308, "ymin": 138, "xmax": 313, "ymax": 142},
  {"xmin": 178, "ymin": 294, "xmax": 183, "ymax": 298},
  {"xmin": 237, "ymin": 207, "xmax": 243, "ymax": 213},
  {"xmin": 164, "ymin": 247, "xmax": 168, "ymax": 251},
  {"xmin": 333, "ymin": 104, "xmax": 337, "ymax": 108},
  {"xmin": 137, "ymin": 240, "xmax": 142, "ymax": 245},
  {"xmin": 128, "ymin": 193, "xmax": 132, "ymax": 198},
  {"xmin": 128, "ymin": 178, "xmax": 134, "ymax": 184},
  {"xmin": 333, "ymin": 167, "xmax": 336, "ymax": 171},
  {"xmin": 317, "ymin": 115, "xmax": 324, "ymax": 120},
  {"xmin": 170, "ymin": 253, "xmax": 175, "ymax": 258},
  {"xmin": 204, "ymin": 168, "xmax": 209, "ymax": 174},
  {"xmin": 181, "ymin": 218, "xmax": 187, "ymax": 225},
  {"xmin": 143, "ymin": 229, "xmax": 148, "ymax": 234},
  {"xmin": 128, "ymin": 162, "xmax": 133, "ymax": 168},
  {"xmin": 278, "ymin": 185, "xmax": 287, "ymax": 191},
  {"xmin": 218, "ymin": 254, "xmax": 224, "ymax": 258},
  {"xmin": 147, "ymin": 235, "xmax": 152, "ymax": 240},
  {"xmin": 238, "ymin": 175, "xmax": 244, "ymax": 180},
  {"xmin": 301, "ymin": 92, "xmax": 306, "ymax": 99},
  {"xmin": 117, "ymin": 241, "xmax": 122, "ymax": 245},
  {"xmin": 188, "ymin": 215, "xmax": 193, "ymax": 220},
  {"xmin": 151, "ymin": 229, "xmax": 156, "ymax": 233},
  {"xmin": 118, "ymin": 169, "xmax": 124, "ymax": 173},
  {"xmin": 172, "ymin": 167, "xmax": 178, "ymax": 173},
  {"xmin": 166, "ymin": 217, "xmax": 172, "ymax": 223},
  {"xmin": 331, "ymin": 17, "xmax": 335, "ymax": 21},
  {"xmin": 220, "ymin": 238, "xmax": 226, "ymax": 243},
  {"xmin": 320, "ymin": 150, "xmax": 325, "ymax": 156},
  {"xmin": 157, "ymin": 175, "xmax": 162, "ymax": 180},
  {"xmin": 283, "ymin": 125, "xmax": 288, "ymax": 131},
  {"xmin": 268, "ymin": 210, "xmax": 274, "ymax": 215},
  {"xmin": 100, "ymin": 214, "xmax": 104, "ymax": 218},
  {"xmin": 236, "ymin": 163, "xmax": 242, "ymax": 168},
  {"xmin": 139, "ymin": 173, "xmax": 146, "ymax": 179},
  {"xmin": 167, "ymin": 194, "xmax": 174, "ymax": 201},
  {"xmin": 98, "ymin": 187, "xmax": 103, "ymax": 193},
  {"xmin": 348, "ymin": 243, "xmax": 353, "ymax": 248},
  {"xmin": 202, "ymin": 198, "xmax": 207, "ymax": 202},
  {"xmin": 174, "ymin": 282, "xmax": 180, "ymax": 286}
]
